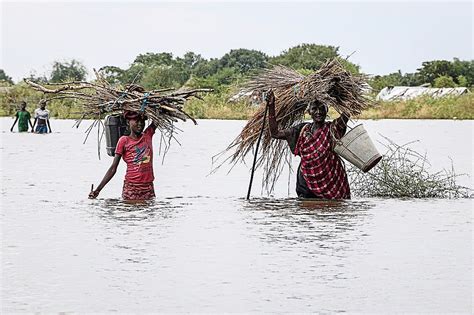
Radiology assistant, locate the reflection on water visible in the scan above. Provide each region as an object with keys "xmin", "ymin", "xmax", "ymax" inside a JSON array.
[
  {"xmin": 84, "ymin": 198, "xmax": 188, "ymax": 267},
  {"xmin": 242, "ymin": 198, "xmax": 373, "ymax": 242},
  {"xmin": 243, "ymin": 197, "xmax": 374, "ymax": 212},
  {"xmin": 93, "ymin": 198, "xmax": 180, "ymax": 222},
  {"xmin": 89, "ymin": 195, "xmax": 213, "ymax": 222}
]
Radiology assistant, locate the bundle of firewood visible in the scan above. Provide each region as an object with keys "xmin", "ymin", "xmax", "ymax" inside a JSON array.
[
  {"xmin": 218, "ymin": 58, "xmax": 372, "ymax": 192},
  {"xmin": 25, "ymin": 70, "xmax": 212, "ymax": 133}
]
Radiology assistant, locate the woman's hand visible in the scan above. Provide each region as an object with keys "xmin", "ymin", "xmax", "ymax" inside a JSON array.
[
  {"xmin": 88, "ymin": 190, "xmax": 99, "ymax": 199},
  {"xmin": 265, "ymin": 89, "xmax": 275, "ymax": 106}
]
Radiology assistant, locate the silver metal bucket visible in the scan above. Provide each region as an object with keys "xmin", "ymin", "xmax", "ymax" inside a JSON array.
[{"xmin": 333, "ymin": 124, "xmax": 382, "ymax": 172}]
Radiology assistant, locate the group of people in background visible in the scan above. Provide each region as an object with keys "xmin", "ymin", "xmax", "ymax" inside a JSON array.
[{"xmin": 10, "ymin": 100, "xmax": 52, "ymax": 133}]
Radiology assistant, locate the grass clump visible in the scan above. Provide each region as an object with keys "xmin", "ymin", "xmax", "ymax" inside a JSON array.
[
  {"xmin": 184, "ymin": 93, "xmax": 255, "ymax": 120},
  {"xmin": 360, "ymin": 93, "xmax": 474, "ymax": 120}
]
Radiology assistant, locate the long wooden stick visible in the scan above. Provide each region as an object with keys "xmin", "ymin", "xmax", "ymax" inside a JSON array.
[{"xmin": 246, "ymin": 104, "xmax": 268, "ymax": 200}]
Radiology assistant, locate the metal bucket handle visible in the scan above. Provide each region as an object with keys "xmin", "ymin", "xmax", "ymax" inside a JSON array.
[{"xmin": 329, "ymin": 116, "xmax": 355, "ymax": 149}]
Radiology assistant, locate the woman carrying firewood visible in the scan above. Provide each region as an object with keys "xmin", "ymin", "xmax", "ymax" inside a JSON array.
[
  {"xmin": 266, "ymin": 90, "xmax": 351, "ymax": 199},
  {"xmin": 89, "ymin": 111, "xmax": 156, "ymax": 200}
]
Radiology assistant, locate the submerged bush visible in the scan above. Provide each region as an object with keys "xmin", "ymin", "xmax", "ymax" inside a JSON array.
[{"xmin": 347, "ymin": 137, "xmax": 471, "ymax": 198}]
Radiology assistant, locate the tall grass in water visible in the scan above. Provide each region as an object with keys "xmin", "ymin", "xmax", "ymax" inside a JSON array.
[
  {"xmin": 360, "ymin": 93, "xmax": 474, "ymax": 120},
  {"xmin": 1, "ymin": 83, "xmax": 473, "ymax": 120},
  {"xmin": 184, "ymin": 93, "xmax": 256, "ymax": 120}
]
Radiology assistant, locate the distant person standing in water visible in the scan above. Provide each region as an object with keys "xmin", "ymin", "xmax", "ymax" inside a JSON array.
[
  {"xmin": 32, "ymin": 100, "xmax": 52, "ymax": 134},
  {"xmin": 10, "ymin": 101, "xmax": 33, "ymax": 132},
  {"xmin": 89, "ymin": 111, "xmax": 157, "ymax": 201}
]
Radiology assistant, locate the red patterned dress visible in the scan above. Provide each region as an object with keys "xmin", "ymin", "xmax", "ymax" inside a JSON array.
[
  {"xmin": 287, "ymin": 119, "xmax": 350, "ymax": 199},
  {"xmin": 115, "ymin": 125, "xmax": 156, "ymax": 200}
]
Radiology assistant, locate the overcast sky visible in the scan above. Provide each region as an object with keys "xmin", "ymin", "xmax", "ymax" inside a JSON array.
[{"xmin": 1, "ymin": 0, "xmax": 472, "ymax": 82}]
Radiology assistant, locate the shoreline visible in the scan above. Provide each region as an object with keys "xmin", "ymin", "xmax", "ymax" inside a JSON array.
[
  {"xmin": 1, "ymin": 116, "xmax": 472, "ymax": 122},
  {"xmin": 1, "ymin": 91, "xmax": 473, "ymax": 121}
]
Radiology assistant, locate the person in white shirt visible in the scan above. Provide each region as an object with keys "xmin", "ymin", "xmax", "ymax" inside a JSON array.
[{"xmin": 32, "ymin": 100, "xmax": 52, "ymax": 134}]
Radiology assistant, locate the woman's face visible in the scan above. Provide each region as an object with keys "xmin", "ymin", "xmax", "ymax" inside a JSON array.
[
  {"xmin": 308, "ymin": 101, "xmax": 328, "ymax": 123},
  {"xmin": 129, "ymin": 118, "xmax": 145, "ymax": 134}
]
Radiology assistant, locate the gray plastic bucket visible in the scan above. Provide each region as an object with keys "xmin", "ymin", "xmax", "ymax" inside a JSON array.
[
  {"xmin": 104, "ymin": 114, "xmax": 128, "ymax": 157},
  {"xmin": 333, "ymin": 124, "xmax": 382, "ymax": 172}
]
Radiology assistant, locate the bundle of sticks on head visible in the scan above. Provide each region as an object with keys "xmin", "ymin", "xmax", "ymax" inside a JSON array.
[
  {"xmin": 217, "ymin": 58, "xmax": 373, "ymax": 192},
  {"xmin": 24, "ymin": 70, "xmax": 212, "ymax": 137}
]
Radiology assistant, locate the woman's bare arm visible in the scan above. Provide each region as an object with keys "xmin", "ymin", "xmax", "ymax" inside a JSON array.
[
  {"xmin": 88, "ymin": 154, "xmax": 121, "ymax": 199},
  {"xmin": 266, "ymin": 90, "xmax": 292, "ymax": 140}
]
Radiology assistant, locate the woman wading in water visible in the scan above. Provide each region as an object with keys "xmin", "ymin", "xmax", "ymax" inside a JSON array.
[
  {"xmin": 266, "ymin": 90, "xmax": 351, "ymax": 199},
  {"xmin": 89, "ymin": 111, "xmax": 157, "ymax": 201}
]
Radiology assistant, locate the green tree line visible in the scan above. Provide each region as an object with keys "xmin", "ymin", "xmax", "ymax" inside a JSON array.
[
  {"xmin": 369, "ymin": 59, "xmax": 473, "ymax": 92},
  {"xmin": 95, "ymin": 44, "xmax": 360, "ymax": 93},
  {"xmin": 1, "ymin": 44, "xmax": 472, "ymax": 92},
  {"xmin": 0, "ymin": 44, "xmax": 359, "ymax": 90},
  {"xmin": 0, "ymin": 44, "xmax": 472, "ymax": 119}
]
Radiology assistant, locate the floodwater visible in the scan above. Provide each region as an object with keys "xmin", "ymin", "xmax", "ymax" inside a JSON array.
[{"xmin": 1, "ymin": 117, "xmax": 472, "ymax": 313}]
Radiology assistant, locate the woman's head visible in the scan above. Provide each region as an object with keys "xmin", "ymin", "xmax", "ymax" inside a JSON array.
[
  {"xmin": 124, "ymin": 111, "xmax": 147, "ymax": 135},
  {"xmin": 128, "ymin": 117, "xmax": 145, "ymax": 135},
  {"xmin": 307, "ymin": 100, "xmax": 328, "ymax": 123},
  {"xmin": 39, "ymin": 99, "xmax": 47, "ymax": 110}
]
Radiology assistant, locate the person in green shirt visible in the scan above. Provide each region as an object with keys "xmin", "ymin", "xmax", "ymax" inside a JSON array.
[{"xmin": 10, "ymin": 101, "xmax": 33, "ymax": 132}]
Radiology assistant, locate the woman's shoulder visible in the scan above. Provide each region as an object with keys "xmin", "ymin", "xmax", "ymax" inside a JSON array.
[
  {"xmin": 287, "ymin": 122, "xmax": 311, "ymax": 153},
  {"xmin": 292, "ymin": 122, "xmax": 310, "ymax": 132},
  {"xmin": 117, "ymin": 135, "xmax": 130, "ymax": 145}
]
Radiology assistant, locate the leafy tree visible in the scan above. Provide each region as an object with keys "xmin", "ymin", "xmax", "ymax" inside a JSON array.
[
  {"xmin": 369, "ymin": 70, "xmax": 426, "ymax": 93},
  {"xmin": 452, "ymin": 58, "xmax": 474, "ymax": 86},
  {"xmin": 123, "ymin": 52, "xmax": 194, "ymax": 89},
  {"xmin": 193, "ymin": 58, "xmax": 221, "ymax": 78},
  {"xmin": 457, "ymin": 75, "xmax": 468, "ymax": 87},
  {"xmin": 212, "ymin": 67, "xmax": 242, "ymax": 86},
  {"xmin": 413, "ymin": 59, "xmax": 473, "ymax": 86},
  {"xmin": 25, "ymin": 71, "xmax": 48, "ymax": 84},
  {"xmin": 0, "ymin": 69, "xmax": 13, "ymax": 84},
  {"xmin": 187, "ymin": 67, "xmax": 242, "ymax": 92},
  {"xmin": 99, "ymin": 66, "xmax": 125, "ymax": 85},
  {"xmin": 133, "ymin": 52, "xmax": 174, "ymax": 66},
  {"xmin": 417, "ymin": 60, "xmax": 456, "ymax": 85},
  {"xmin": 50, "ymin": 59, "xmax": 87, "ymax": 82},
  {"xmin": 186, "ymin": 75, "xmax": 220, "ymax": 91},
  {"xmin": 369, "ymin": 71, "xmax": 405, "ymax": 92},
  {"xmin": 140, "ymin": 64, "xmax": 190, "ymax": 89},
  {"xmin": 120, "ymin": 64, "xmax": 146, "ymax": 85},
  {"xmin": 270, "ymin": 44, "xmax": 339, "ymax": 70},
  {"xmin": 399, "ymin": 72, "xmax": 423, "ymax": 86},
  {"xmin": 219, "ymin": 49, "xmax": 268, "ymax": 74},
  {"xmin": 336, "ymin": 57, "xmax": 360, "ymax": 74},
  {"xmin": 433, "ymin": 75, "xmax": 457, "ymax": 88},
  {"xmin": 182, "ymin": 51, "xmax": 205, "ymax": 69}
]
